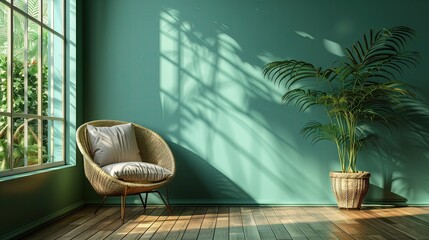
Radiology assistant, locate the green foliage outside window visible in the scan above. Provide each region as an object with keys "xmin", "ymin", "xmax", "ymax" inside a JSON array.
[{"xmin": 0, "ymin": 55, "xmax": 49, "ymax": 171}]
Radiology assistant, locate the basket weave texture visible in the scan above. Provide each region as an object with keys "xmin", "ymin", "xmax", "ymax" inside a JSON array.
[
  {"xmin": 330, "ymin": 171, "xmax": 370, "ymax": 209},
  {"xmin": 76, "ymin": 120, "xmax": 176, "ymax": 196}
]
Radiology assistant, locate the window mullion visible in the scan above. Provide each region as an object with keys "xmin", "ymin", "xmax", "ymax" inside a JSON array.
[
  {"xmin": 23, "ymin": 0, "xmax": 29, "ymax": 167},
  {"xmin": 62, "ymin": 0, "xmax": 65, "ymax": 163},
  {"xmin": 37, "ymin": 0, "xmax": 42, "ymax": 164},
  {"xmin": 7, "ymin": 0, "xmax": 13, "ymax": 171}
]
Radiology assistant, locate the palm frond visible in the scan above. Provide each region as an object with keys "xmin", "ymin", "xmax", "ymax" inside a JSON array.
[
  {"xmin": 300, "ymin": 121, "xmax": 345, "ymax": 145},
  {"xmin": 355, "ymin": 127, "xmax": 380, "ymax": 151},
  {"xmin": 28, "ymin": 0, "xmax": 39, "ymax": 19},
  {"xmin": 343, "ymin": 26, "xmax": 419, "ymax": 84},
  {"xmin": 263, "ymin": 60, "xmax": 321, "ymax": 89},
  {"xmin": 281, "ymin": 89, "xmax": 327, "ymax": 112}
]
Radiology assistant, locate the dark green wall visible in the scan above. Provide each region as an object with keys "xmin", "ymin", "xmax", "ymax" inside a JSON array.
[
  {"xmin": 83, "ymin": 0, "xmax": 429, "ymax": 205},
  {"xmin": 0, "ymin": 0, "xmax": 83, "ymax": 239}
]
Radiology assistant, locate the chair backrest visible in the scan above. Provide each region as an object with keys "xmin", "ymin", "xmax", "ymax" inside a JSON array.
[{"xmin": 76, "ymin": 120, "xmax": 175, "ymax": 176}]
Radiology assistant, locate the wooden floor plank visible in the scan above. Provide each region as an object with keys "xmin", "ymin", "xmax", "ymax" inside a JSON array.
[
  {"xmin": 240, "ymin": 207, "xmax": 261, "ymax": 240},
  {"xmin": 213, "ymin": 206, "xmax": 229, "ymax": 240},
  {"xmin": 397, "ymin": 207, "xmax": 429, "ymax": 224},
  {"xmin": 21, "ymin": 207, "xmax": 93, "ymax": 240},
  {"xmin": 229, "ymin": 207, "xmax": 245, "ymax": 240},
  {"xmin": 272, "ymin": 206, "xmax": 307, "ymax": 238},
  {"xmin": 342, "ymin": 210, "xmax": 390, "ymax": 236},
  {"xmin": 105, "ymin": 207, "xmax": 156, "ymax": 240},
  {"xmin": 197, "ymin": 207, "xmax": 218, "ymax": 240},
  {"xmin": 150, "ymin": 207, "xmax": 184, "ymax": 240},
  {"xmin": 138, "ymin": 207, "xmax": 173, "ymax": 240},
  {"xmin": 368, "ymin": 208, "xmax": 429, "ymax": 239},
  {"xmin": 262, "ymin": 207, "xmax": 291, "ymax": 240},
  {"xmin": 283, "ymin": 206, "xmax": 322, "ymax": 238},
  {"xmin": 91, "ymin": 206, "xmax": 145, "ymax": 240},
  {"xmin": 166, "ymin": 207, "xmax": 195, "ymax": 240},
  {"xmin": 57, "ymin": 207, "xmax": 120, "ymax": 239},
  {"xmin": 301, "ymin": 207, "xmax": 341, "ymax": 240},
  {"xmin": 76, "ymin": 207, "xmax": 128, "ymax": 239},
  {"xmin": 182, "ymin": 207, "xmax": 207, "ymax": 240},
  {"xmin": 251, "ymin": 207, "xmax": 276, "ymax": 240},
  {"xmin": 122, "ymin": 207, "xmax": 168, "ymax": 240},
  {"xmin": 342, "ymin": 208, "xmax": 413, "ymax": 240},
  {"xmin": 20, "ymin": 206, "xmax": 429, "ymax": 240}
]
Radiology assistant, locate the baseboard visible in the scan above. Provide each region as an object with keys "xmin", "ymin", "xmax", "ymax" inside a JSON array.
[
  {"xmin": 85, "ymin": 197, "xmax": 417, "ymax": 206},
  {"xmin": 0, "ymin": 201, "xmax": 85, "ymax": 240}
]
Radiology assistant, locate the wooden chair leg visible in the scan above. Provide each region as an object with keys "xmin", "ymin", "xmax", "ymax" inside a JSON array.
[{"xmin": 120, "ymin": 192, "xmax": 127, "ymax": 223}]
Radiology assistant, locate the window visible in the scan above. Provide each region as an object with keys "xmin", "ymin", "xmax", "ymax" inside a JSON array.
[{"xmin": 0, "ymin": 0, "xmax": 65, "ymax": 177}]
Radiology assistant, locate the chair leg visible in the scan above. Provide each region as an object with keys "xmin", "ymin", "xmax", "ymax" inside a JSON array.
[
  {"xmin": 165, "ymin": 184, "xmax": 172, "ymax": 211},
  {"xmin": 139, "ymin": 193, "xmax": 148, "ymax": 209},
  {"xmin": 120, "ymin": 192, "xmax": 127, "ymax": 223},
  {"xmin": 155, "ymin": 185, "xmax": 172, "ymax": 213},
  {"xmin": 95, "ymin": 196, "xmax": 108, "ymax": 215}
]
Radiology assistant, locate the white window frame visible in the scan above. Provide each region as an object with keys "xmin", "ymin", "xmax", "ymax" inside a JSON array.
[{"xmin": 0, "ymin": 0, "xmax": 66, "ymax": 177}]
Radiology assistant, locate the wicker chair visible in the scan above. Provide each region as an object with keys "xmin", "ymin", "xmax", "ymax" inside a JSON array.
[{"xmin": 76, "ymin": 120, "xmax": 175, "ymax": 223}]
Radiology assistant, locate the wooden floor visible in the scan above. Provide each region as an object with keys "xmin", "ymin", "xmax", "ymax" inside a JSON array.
[{"xmin": 20, "ymin": 206, "xmax": 429, "ymax": 240}]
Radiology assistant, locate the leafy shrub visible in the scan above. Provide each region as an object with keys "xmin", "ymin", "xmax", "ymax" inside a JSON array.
[{"xmin": 0, "ymin": 55, "xmax": 48, "ymax": 170}]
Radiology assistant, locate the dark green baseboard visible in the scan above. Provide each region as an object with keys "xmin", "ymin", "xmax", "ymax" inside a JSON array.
[{"xmin": 0, "ymin": 201, "xmax": 85, "ymax": 240}]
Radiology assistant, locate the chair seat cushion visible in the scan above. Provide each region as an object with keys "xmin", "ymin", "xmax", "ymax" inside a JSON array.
[
  {"xmin": 101, "ymin": 162, "xmax": 173, "ymax": 183},
  {"xmin": 87, "ymin": 123, "xmax": 142, "ymax": 166}
]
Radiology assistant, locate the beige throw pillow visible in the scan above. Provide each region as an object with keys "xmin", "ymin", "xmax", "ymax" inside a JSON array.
[
  {"xmin": 87, "ymin": 123, "xmax": 142, "ymax": 166},
  {"xmin": 101, "ymin": 162, "xmax": 172, "ymax": 183}
]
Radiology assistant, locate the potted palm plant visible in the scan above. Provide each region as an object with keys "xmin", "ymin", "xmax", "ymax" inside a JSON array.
[{"xmin": 263, "ymin": 26, "xmax": 420, "ymax": 209}]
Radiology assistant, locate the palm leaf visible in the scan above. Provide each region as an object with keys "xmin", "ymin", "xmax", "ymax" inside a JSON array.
[
  {"xmin": 300, "ymin": 121, "xmax": 344, "ymax": 145},
  {"xmin": 263, "ymin": 60, "xmax": 320, "ymax": 88}
]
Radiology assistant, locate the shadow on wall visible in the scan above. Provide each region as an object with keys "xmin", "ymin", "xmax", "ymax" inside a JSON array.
[
  {"xmin": 168, "ymin": 142, "xmax": 256, "ymax": 204},
  {"xmin": 82, "ymin": 141, "xmax": 256, "ymax": 205},
  {"xmin": 155, "ymin": 1, "xmax": 429, "ymax": 204},
  {"xmin": 365, "ymin": 100, "xmax": 429, "ymax": 204},
  {"xmin": 157, "ymin": 5, "xmax": 335, "ymax": 204}
]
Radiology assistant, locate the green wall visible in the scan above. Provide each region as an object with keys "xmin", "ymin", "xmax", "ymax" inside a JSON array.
[
  {"xmin": 83, "ymin": 0, "xmax": 429, "ymax": 205},
  {"xmin": 0, "ymin": 0, "xmax": 83, "ymax": 239}
]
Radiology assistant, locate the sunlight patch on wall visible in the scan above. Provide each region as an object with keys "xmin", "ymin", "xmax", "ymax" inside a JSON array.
[
  {"xmin": 295, "ymin": 30, "xmax": 315, "ymax": 40},
  {"xmin": 158, "ymin": 9, "xmax": 308, "ymax": 202},
  {"xmin": 323, "ymin": 39, "xmax": 345, "ymax": 57}
]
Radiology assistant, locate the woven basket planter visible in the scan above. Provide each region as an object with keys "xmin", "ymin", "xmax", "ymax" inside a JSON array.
[{"xmin": 330, "ymin": 171, "xmax": 370, "ymax": 209}]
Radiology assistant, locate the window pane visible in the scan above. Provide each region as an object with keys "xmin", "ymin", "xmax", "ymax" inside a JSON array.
[
  {"xmin": 12, "ymin": 14, "xmax": 41, "ymax": 115},
  {"xmin": 43, "ymin": 119, "xmax": 62, "ymax": 163},
  {"xmin": 43, "ymin": 29, "xmax": 63, "ymax": 118},
  {"xmin": 13, "ymin": 0, "xmax": 25, "ymax": 11},
  {"xmin": 14, "ymin": 0, "xmax": 40, "ymax": 20},
  {"xmin": 0, "ymin": 2, "xmax": 8, "ymax": 54},
  {"xmin": 27, "ymin": 19, "xmax": 40, "ymax": 115},
  {"xmin": 12, "ymin": 117, "xmax": 25, "ymax": 168},
  {"xmin": 12, "ymin": 118, "xmax": 39, "ymax": 168},
  {"xmin": 0, "ymin": 59, "xmax": 7, "ymax": 112},
  {"xmin": 0, "ymin": 57, "xmax": 7, "ymax": 113},
  {"xmin": 0, "ymin": 116, "xmax": 10, "ymax": 171},
  {"xmin": 0, "ymin": 2, "xmax": 8, "ymax": 113},
  {"xmin": 13, "ymin": 12, "xmax": 25, "ymax": 113},
  {"xmin": 27, "ymin": 118, "xmax": 39, "ymax": 165},
  {"xmin": 43, "ymin": 0, "xmax": 63, "ymax": 34}
]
